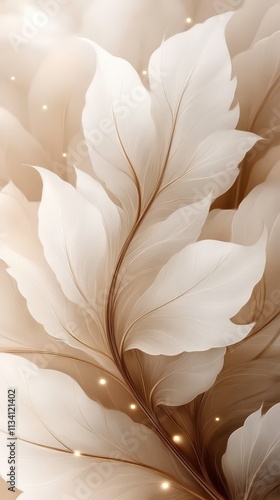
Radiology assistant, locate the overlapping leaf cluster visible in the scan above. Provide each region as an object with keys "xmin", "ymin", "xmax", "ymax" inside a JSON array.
[{"xmin": 0, "ymin": 13, "xmax": 280, "ymax": 500}]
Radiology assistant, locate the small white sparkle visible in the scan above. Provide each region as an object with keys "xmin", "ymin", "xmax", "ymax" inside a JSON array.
[
  {"xmin": 173, "ymin": 435, "xmax": 181, "ymax": 443},
  {"xmin": 186, "ymin": 17, "xmax": 192, "ymax": 23},
  {"xmin": 99, "ymin": 378, "xmax": 106, "ymax": 385},
  {"xmin": 161, "ymin": 482, "xmax": 170, "ymax": 490}
]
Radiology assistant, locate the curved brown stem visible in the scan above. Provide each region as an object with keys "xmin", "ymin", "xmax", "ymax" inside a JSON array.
[
  {"xmin": 105, "ymin": 213, "xmax": 224, "ymax": 500},
  {"xmin": 103, "ymin": 87, "xmax": 227, "ymax": 498}
]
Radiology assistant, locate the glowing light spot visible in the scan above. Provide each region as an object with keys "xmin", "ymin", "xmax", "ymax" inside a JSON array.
[
  {"xmin": 186, "ymin": 17, "xmax": 192, "ymax": 23},
  {"xmin": 62, "ymin": 153, "xmax": 67, "ymax": 158},
  {"xmin": 161, "ymin": 482, "xmax": 170, "ymax": 490},
  {"xmin": 130, "ymin": 404, "xmax": 136, "ymax": 410},
  {"xmin": 173, "ymin": 435, "xmax": 181, "ymax": 443},
  {"xmin": 142, "ymin": 70, "xmax": 147, "ymax": 75},
  {"xmin": 74, "ymin": 451, "xmax": 81, "ymax": 457},
  {"xmin": 11, "ymin": 76, "xmax": 16, "ymax": 81},
  {"xmin": 215, "ymin": 417, "xmax": 220, "ymax": 422},
  {"xmin": 42, "ymin": 105, "xmax": 48, "ymax": 111},
  {"xmin": 99, "ymin": 378, "xmax": 106, "ymax": 385}
]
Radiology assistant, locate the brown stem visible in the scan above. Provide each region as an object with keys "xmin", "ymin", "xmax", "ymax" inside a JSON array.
[
  {"xmin": 105, "ymin": 212, "xmax": 224, "ymax": 500},
  {"xmin": 103, "ymin": 84, "xmax": 226, "ymax": 498}
]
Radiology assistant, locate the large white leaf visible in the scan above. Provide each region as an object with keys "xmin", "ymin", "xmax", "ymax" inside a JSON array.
[
  {"xmin": 146, "ymin": 13, "xmax": 258, "ymax": 221},
  {"xmin": 0, "ymin": 183, "xmax": 119, "ymax": 378},
  {"xmin": 116, "ymin": 197, "xmax": 227, "ymax": 407},
  {"xmin": 116, "ymin": 196, "xmax": 212, "ymax": 330},
  {"xmin": 149, "ymin": 14, "xmax": 235, "ymax": 148},
  {"xmin": 0, "ymin": 355, "xmax": 201, "ymax": 500},
  {"xmin": 222, "ymin": 404, "xmax": 280, "ymax": 499},
  {"xmin": 0, "ymin": 247, "xmax": 109, "ymax": 360},
  {"xmin": 119, "ymin": 236, "xmax": 266, "ymax": 356},
  {"xmin": 36, "ymin": 167, "xmax": 107, "ymax": 310},
  {"xmin": 82, "ymin": 14, "xmax": 258, "ymax": 231},
  {"xmin": 82, "ymin": 41, "xmax": 156, "ymax": 225},
  {"xmin": 0, "ymin": 258, "xmax": 133, "ymax": 415},
  {"xmin": 75, "ymin": 167, "xmax": 123, "ymax": 263}
]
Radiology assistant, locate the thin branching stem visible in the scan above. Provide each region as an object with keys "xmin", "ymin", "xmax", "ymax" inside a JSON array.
[{"xmin": 104, "ymin": 95, "xmax": 225, "ymax": 499}]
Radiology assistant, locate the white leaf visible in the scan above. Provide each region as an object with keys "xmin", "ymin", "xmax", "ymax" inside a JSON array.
[
  {"xmin": 147, "ymin": 129, "xmax": 258, "ymax": 222},
  {"xmin": 0, "ymin": 262, "xmax": 82, "ymax": 364},
  {"xmin": 126, "ymin": 348, "xmax": 225, "ymax": 407},
  {"xmin": 0, "ymin": 183, "xmax": 118, "ymax": 378},
  {"xmin": 82, "ymin": 41, "xmax": 156, "ymax": 225},
  {"xmin": 116, "ymin": 196, "xmax": 211, "ymax": 331},
  {"xmin": 120, "ymin": 236, "xmax": 266, "ymax": 356},
  {"xmin": 0, "ymin": 355, "xmax": 198, "ymax": 500},
  {"xmin": 149, "ymin": 14, "xmax": 235, "ymax": 138},
  {"xmin": 0, "ymin": 248, "xmax": 120, "ymax": 377},
  {"xmin": 36, "ymin": 167, "xmax": 107, "ymax": 310},
  {"xmin": 82, "ymin": 14, "xmax": 257, "ymax": 230},
  {"xmin": 196, "ymin": 316, "xmax": 280, "ymax": 476},
  {"xmin": 232, "ymin": 180, "xmax": 280, "ymax": 328},
  {"xmin": 127, "ymin": 196, "xmax": 212, "ymax": 273},
  {"xmin": 0, "ymin": 259, "xmax": 128, "ymax": 411},
  {"xmin": 222, "ymin": 404, "xmax": 280, "ymax": 499},
  {"xmin": 0, "ymin": 260, "xmax": 48, "ymax": 351},
  {"xmin": 147, "ymin": 13, "xmax": 258, "ymax": 218},
  {"xmin": 75, "ymin": 167, "xmax": 123, "ymax": 260}
]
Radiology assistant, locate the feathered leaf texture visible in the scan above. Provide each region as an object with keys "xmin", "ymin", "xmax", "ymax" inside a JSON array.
[
  {"xmin": 163, "ymin": 178, "xmax": 280, "ymax": 496},
  {"xmin": 0, "ymin": 12, "xmax": 276, "ymax": 500},
  {"xmin": 0, "ymin": 181, "xmax": 121, "ymax": 380},
  {"xmin": 222, "ymin": 404, "xmax": 280, "ymax": 500},
  {"xmin": 216, "ymin": 28, "xmax": 280, "ymax": 208},
  {"xmin": 0, "ymin": 355, "xmax": 201, "ymax": 500}
]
